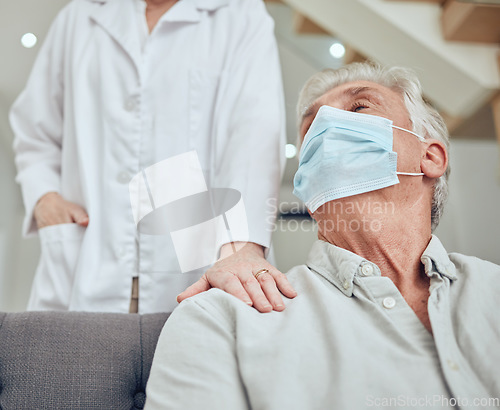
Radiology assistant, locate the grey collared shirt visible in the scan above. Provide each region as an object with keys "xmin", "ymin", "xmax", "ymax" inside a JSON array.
[{"xmin": 145, "ymin": 236, "xmax": 500, "ymax": 410}]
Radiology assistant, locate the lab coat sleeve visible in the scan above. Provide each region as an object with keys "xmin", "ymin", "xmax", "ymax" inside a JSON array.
[
  {"xmin": 145, "ymin": 292, "xmax": 249, "ymax": 410},
  {"xmin": 10, "ymin": 6, "xmax": 70, "ymax": 237},
  {"xmin": 212, "ymin": 0, "xmax": 286, "ymax": 251}
]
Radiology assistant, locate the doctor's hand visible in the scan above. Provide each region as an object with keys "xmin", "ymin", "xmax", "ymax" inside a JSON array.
[
  {"xmin": 177, "ymin": 242, "xmax": 297, "ymax": 313},
  {"xmin": 34, "ymin": 192, "xmax": 89, "ymax": 229}
]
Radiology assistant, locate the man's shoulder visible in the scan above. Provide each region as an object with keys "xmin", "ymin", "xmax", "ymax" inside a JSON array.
[
  {"xmin": 425, "ymin": 236, "xmax": 500, "ymax": 280},
  {"xmin": 175, "ymin": 287, "xmax": 257, "ymax": 328},
  {"xmin": 448, "ymin": 251, "xmax": 500, "ymax": 299},
  {"xmin": 183, "ymin": 288, "xmax": 246, "ymax": 312},
  {"xmin": 449, "ymin": 252, "xmax": 500, "ymax": 277}
]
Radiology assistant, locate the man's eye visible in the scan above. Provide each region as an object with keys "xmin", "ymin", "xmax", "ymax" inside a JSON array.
[{"xmin": 352, "ymin": 104, "xmax": 367, "ymax": 112}]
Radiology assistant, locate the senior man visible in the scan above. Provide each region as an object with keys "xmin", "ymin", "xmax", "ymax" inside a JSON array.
[{"xmin": 145, "ymin": 63, "xmax": 500, "ymax": 410}]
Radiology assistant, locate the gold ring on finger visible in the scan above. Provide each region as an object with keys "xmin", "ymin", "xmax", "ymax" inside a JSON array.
[{"xmin": 254, "ymin": 268, "xmax": 270, "ymax": 280}]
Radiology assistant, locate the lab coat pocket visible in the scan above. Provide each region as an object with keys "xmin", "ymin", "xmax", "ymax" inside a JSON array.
[
  {"xmin": 28, "ymin": 223, "xmax": 86, "ymax": 311},
  {"xmin": 188, "ymin": 69, "xmax": 226, "ymax": 166}
]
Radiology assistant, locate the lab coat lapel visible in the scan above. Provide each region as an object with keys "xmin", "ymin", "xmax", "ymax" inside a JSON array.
[
  {"xmin": 162, "ymin": 1, "xmax": 201, "ymax": 23},
  {"xmin": 89, "ymin": 0, "xmax": 142, "ymax": 70},
  {"xmin": 192, "ymin": 0, "xmax": 230, "ymax": 11}
]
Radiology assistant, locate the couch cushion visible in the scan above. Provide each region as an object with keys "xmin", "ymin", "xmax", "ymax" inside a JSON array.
[{"xmin": 0, "ymin": 311, "xmax": 169, "ymax": 410}]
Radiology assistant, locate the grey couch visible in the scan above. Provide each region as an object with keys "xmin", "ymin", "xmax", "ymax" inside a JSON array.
[{"xmin": 0, "ymin": 311, "xmax": 170, "ymax": 409}]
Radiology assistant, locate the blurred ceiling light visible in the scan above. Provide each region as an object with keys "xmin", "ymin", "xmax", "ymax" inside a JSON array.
[
  {"xmin": 21, "ymin": 33, "xmax": 37, "ymax": 49},
  {"xmin": 329, "ymin": 42, "xmax": 345, "ymax": 59},
  {"xmin": 285, "ymin": 144, "xmax": 297, "ymax": 159}
]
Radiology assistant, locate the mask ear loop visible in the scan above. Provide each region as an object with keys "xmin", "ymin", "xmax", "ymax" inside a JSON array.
[
  {"xmin": 392, "ymin": 125, "xmax": 426, "ymax": 142},
  {"xmin": 397, "ymin": 171, "xmax": 424, "ymax": 176},
  {"xmin": 392, "ymin": 125, "xmax": 426, "ymax": 176}
]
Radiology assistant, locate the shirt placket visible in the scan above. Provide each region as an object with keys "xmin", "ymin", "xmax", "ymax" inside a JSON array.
[{"xmin": 355, "ymin": 261, "xmax": 440, "ymax": 350}]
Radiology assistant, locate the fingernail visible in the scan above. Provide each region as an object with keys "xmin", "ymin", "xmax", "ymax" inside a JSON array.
[
  {"xmin": 245, "ymin": 300, "xmax": 252, "ymax": 306},
  {"xmin": 263, "ymin": 304, "xmax": 272, "ymax": 310},
  {"xmin": 275, "ymin": 304, "xmax": 284, "ymax": 309}
]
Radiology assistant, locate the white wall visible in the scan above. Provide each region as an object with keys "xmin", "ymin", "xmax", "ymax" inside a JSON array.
[
  {"xmin": 0, "ymin": 108, "xmax": 39, "ymax": 312},
  {"xmin": 434, "ymin": 140, "xmax": 500, "ymax": 262}
]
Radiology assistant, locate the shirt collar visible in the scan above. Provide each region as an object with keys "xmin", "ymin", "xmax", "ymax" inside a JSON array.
[
  {"xmin": 306, "ymin": 235, "xmax": 457, "ymax": 297},
  {"xmin": 306, "ymin": 240, "xmax": 378, "ymax": 297},
  {"xmin": 420, "ymin": 235, "xmax": 457, "ymax": 281}
]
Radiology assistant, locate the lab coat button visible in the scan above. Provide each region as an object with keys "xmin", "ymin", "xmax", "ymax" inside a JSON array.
[
  {"xmin": 116, "ymin": 247, "xmax": 127, "ymax": 259},
  {"xmin": 361, "ymin": 263, "xmax": 374, "ymax": 276},
  {"xmin": 124, "ymin": 98, "xmax": 137, "ymax": 112},
  {"xmin": 117, "ymin": 172, "xmax": 130, "ymax": 184},
  {"xmin": 382, "ymin": 297, "xmax": 396, "ymax": 309}
]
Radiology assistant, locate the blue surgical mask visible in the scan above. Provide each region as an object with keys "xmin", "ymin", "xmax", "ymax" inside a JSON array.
[{"xmin": 293, "ymin": 105, "xmax": 425, "ymax": 212}]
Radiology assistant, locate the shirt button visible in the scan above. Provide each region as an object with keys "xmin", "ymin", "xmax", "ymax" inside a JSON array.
[
  {"xmin": 447, "ymin": 359, "xmax": 459, "ymax": 371},
  {"xmin": 361, "ymin": 263, "xmax": 374, "ymax": 276},
  {"xmin": 382, "ymin": 297, "xmax": 396, "ymax": 309},
  {"xmin": 117, "ymin": 172, "xmax": 131, "ymax": 184},
  {"xmin": 124, "ymin": 97, "xmax": 137, "ymax": 112},
  {"xmin": 343, "ymin": 280, "xmax": 350, "ymax": 290}
]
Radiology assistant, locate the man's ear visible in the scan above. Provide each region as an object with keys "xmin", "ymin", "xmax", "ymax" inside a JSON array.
[{"xmin": 420, "ymin": 139, "xmax": 448, "ymax": 178}]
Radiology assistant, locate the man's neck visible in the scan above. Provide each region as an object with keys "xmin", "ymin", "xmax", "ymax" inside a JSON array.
[
  {"xmin": 316, "ymin": 196, "xmax": 434, "ymax": 332},
  {"xmin": 316, "ymin": 188, "xmax": 433, "ymax": 285},
  {"xmin": 322, "ymin": 221, "xmax": 431, "ymax": 291}
]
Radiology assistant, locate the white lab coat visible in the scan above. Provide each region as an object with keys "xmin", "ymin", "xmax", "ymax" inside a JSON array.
[{"xmin": 10, "ymin": 0, "xmax": 285, "ymax": 313}]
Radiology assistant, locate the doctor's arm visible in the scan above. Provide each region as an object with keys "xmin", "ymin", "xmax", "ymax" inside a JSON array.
[
  {"xmin": 10, "ymin": 7, "xmax": 88, "ymax": 235},
  {"xmin": 176, "ymin": 0, "xmax": 296, "ymax": 312}
]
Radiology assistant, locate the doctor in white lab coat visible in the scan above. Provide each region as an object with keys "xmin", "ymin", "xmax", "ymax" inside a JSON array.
[{"xmin": 10, "ymin": 0, "xmax": 296, "ymax": 313}]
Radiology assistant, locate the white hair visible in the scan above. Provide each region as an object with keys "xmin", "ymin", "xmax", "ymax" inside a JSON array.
[{"xmin": 297, "ymin": 62, "xmax": 450, "ymax": 231}]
